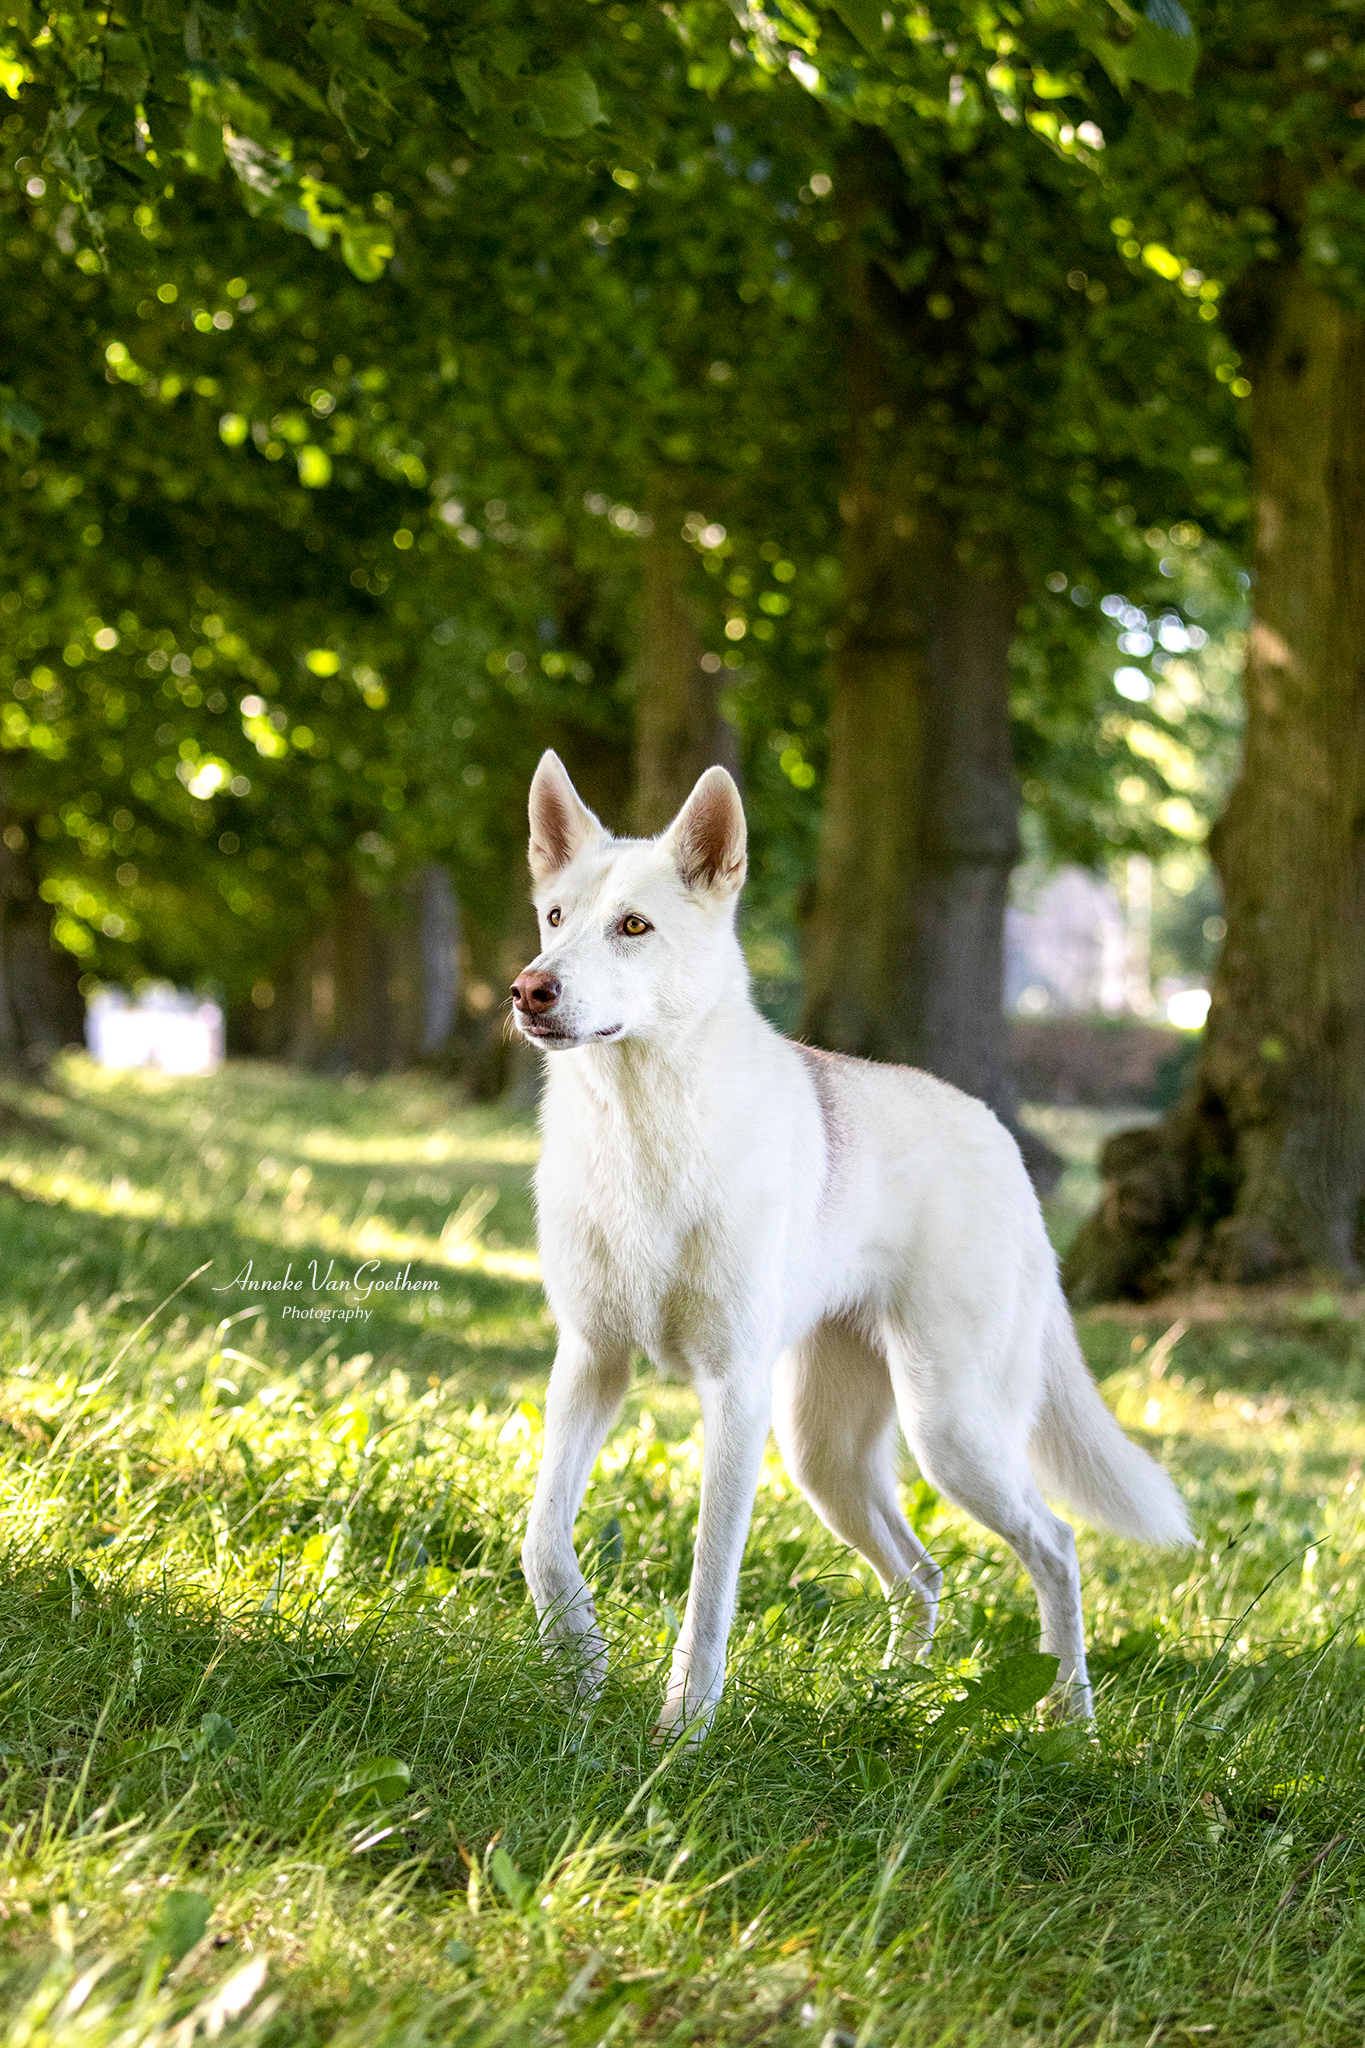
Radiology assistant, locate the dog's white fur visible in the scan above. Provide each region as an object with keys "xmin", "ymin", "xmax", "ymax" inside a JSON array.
[{"xmin": 514, "ymin": 750, "xmax": 1190, "ymax": 1736}]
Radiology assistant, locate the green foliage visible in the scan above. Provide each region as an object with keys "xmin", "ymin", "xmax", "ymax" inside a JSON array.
[
  {"xmin": 3, "ymin": 1064, "xmax": 1365, "ymax": 2043},
  {"xmin": 5, "ymin": 0, "xmax": 622, "ymax": 269},
  {"xmin": 0, "ymin": 0, "xmax": 1267, "ymax": 1020}
]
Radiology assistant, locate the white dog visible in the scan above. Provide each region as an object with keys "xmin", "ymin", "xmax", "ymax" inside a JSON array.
[{"xmin": 511, "ymin": 751, "xmax": 1189, "ymax": 1736}]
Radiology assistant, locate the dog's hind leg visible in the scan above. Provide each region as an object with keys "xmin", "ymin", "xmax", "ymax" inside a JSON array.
[
  {"xmin": 773, "ymin": 1319, "xmax": 943, "ymax": 1665},
  {"xmin": 522, "ymin": 1329, "xmax": 631, "ymax": 1699},
  {"xmin": 883, "ymin": 1326, "xmax": 1092, "ymax": 1720}
]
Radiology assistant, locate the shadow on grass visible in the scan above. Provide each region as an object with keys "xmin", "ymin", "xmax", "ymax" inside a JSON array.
[
  {"xmin": 6, "ymin": 1547, "xmax": 1363, "ymax": 1927},
  {"xmin": 1084, "ymin": 1309, "xmax": 1365, "ymax": 1406},
  {"xmin": 0, "ymin": 1058, "xmax": 551, "ymax": 1388}
]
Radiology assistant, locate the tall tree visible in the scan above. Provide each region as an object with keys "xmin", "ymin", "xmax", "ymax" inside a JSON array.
[
  {"xmin": 1065, "ymin": 2, "xmax": 1365, "ymax": 1293},
  {"xmin": 632, "ymin": 513, "xmax": 736, "ymax": 833},
  {"xmin": 690, "ymin": 7, "xmax": 1236, "ymax": 1171}
]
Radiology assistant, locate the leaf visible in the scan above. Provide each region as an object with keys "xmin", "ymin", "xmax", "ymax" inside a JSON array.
[
  {"xmin": 1123, "ymin": 19, "xmax": 1198, "ymax": 93},
  {"xmin": 527, "ymin": 68, "xmax": 602, "ymax": 140},
  {"xmin": 490, "ymin": 1844, "xmax": 531, "ymax": 1909},
  {"xmin": 0, "ymin": 385, "xmax": 41, "ymax": 448},
  {"xmin": 854, "ymin": 1748, "xmax": 894, "ymax": 1792},
  {"xmin": 1027, "ymin": 1722, "xmax": 1092, "ymax": 1766},
  {"xmin": 182, "ymin": 106, "xmax": 225, "ymax": 176},
  {"xmin": 1091, "ymin": 18, "xmax": 1198, "ymax": 96},
  {"xmin": 830, "ymin": 0, "xmax": 885, "ymax": 53},
  {"xmin": 487, "ymin": 32, "xmax": 529, "ymax": 80},
  {"xmin": 973, "ymin": 1651, "xmax": 1061, "ymax": 1717},
  {"xmin": 362, "ymin": 0, "xmax": 428, "ymax": 42},
  {"xmin": 102, "ymin": 31, "xmax": 150, "ymax": 101},
  {"xmin": 149, "ymin": 1889, "xmax": 211, "ymax": 1963},
  {"xmin": 453, "ymin": 58, "xmax": 483, "ymax": 113},
  {"xmin": 937, "ymin": 1651, "xmax": 1061, "ymax": 1736},
  {"xmin": 199, "ymin": 1710, "xmax": 236, "ymax": 1756},
  {"xmin": 245, "ymin": 55, "xmax": 329, "ymax": 114},
  {"xmin": 340, "ymin": 1754, "xmax": 411, "ymax": 1805},
  {"xmin": 279, "ymin": 1665, "xmax": 356, "ymax": 1686},
  {"xmin": 340, "ymin": 219, "xmax": 394, "ymax": 281}
]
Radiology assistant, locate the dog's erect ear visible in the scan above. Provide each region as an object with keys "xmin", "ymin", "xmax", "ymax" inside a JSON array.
[
  {"xmin": 663, "ymin": 766, "xmax": 747, "ymax": 897},
  {"xmin": 528, "ymin": 751, "xmax": 605, "ymax": 885}
]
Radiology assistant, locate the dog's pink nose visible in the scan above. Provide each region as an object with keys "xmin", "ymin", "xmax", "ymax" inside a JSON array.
[{"xmin": 511, "ymin": 969, "xmax": 562, "ymax": 1015}]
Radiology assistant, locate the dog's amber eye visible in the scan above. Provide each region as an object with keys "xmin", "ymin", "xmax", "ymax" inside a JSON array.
[
  {"xmin": 547, "ymin": 907, "xmax": 562, "ymax": 927},
  {"xmin": 621, "ymin": 914, "xmax": 651, "ymax": 937}
]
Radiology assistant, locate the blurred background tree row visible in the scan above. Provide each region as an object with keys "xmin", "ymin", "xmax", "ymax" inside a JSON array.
[{"xmin": 3, "ymin": 1, "xmax": 1362, "ymax": 1290}]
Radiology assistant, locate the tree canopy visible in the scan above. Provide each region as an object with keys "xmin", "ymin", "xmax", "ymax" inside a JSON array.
[{"xmin": 15, "ymin": 0, "xmax": 1359, "ymax": 1291}]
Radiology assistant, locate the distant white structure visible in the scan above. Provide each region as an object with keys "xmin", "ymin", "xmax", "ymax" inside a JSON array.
[
  {"xmin": 86, "ymin": 985, "xmax": 224, "ymax": 1075},
  {"xmin": 1007, "ymin": 860, "xmax": 1209, "ymax": 1022},
  {"xmin": 1007, "ymin": 866, "xmax": 1130, "ymax": 1015}
]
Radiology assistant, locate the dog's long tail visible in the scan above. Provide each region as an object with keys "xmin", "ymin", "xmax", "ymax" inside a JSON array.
[{"xmin": 1028, "ymin": 1289, "xmax": 1191, "ymax": 1546}]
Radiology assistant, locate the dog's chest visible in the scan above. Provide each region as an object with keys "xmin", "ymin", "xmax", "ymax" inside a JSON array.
[{"xmin": 538, "ymin": 1099, "xmax": 736, "ymax": 1358}]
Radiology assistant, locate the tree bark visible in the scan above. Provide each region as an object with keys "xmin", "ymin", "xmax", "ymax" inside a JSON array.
[
  {"xmin": 1066, "ymin": 278, "xmax": 1365, "ymax": 1299},
  {"xmin": 414, "ymin": 864, "xmax": 461, "ymax": 1058},
  {"xmin": 797, "ymin": 151, "xmax": 1052, "ymax": 1180},
  {"xmin": 630, "ymin": 497, "xmax": 738, "ymax": 834},
  {"xmin": 917, "ymin": 544, "xmax": 1029, "ymax": 1111},
  {"xmin": 0, "ymin": 809, "xmax": 84, "ymax": 1063},
  {"xmin": 800, "ymin": 501, "xmax": 1047, "ymax": 1162},
  {"xmin": 228, "ymin": 867, "xmax": 461, "ymax": 1074}
]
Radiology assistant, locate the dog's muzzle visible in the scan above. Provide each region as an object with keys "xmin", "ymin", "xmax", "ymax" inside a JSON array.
[{"xmin": 511, "ymin": 968, "xmax": 566, "ymax": 1037}]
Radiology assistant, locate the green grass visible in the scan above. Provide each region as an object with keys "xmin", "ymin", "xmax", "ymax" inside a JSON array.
[{"xmin": 3, "ymin": 1059, "xmax": 1365, "ymax": 2046}]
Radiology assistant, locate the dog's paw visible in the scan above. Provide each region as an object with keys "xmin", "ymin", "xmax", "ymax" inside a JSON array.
[
  {"xmin": 650, "ymin": 1716, "xmax": 709, "ymax": 1749},
  {"xmin": 651, "ymin": 1693, "xmax": 717, "ymax": 1747},
  {"xmin": 540, "ymin": 1624, "xmax": 608, "ymax": 1701}
]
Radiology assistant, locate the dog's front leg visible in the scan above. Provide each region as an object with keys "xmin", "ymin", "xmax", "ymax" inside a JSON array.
[
  {"xmin": 522, "ymin": 1330, "xmax": 631, "ymax": 1699},
  {"xmin": 656, "ymin": 1365, "xmax": 772, "ymax": 1742}
]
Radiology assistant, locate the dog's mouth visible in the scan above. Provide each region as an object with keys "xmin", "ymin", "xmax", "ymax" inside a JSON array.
[
  {"xmin": 516, "ymin": 1017, "xmax": 625, "ymax": 1046},
  {"xmin": 517, "ymin": 1018, "xmax": 575, "ymax": 1041}
]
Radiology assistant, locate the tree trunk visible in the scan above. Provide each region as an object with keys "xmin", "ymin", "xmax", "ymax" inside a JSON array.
[
  {"xmin": 800, "ymin": 503, "xmax": 1048, "ymax": 1164},
  {"xmin": 543, "ymin": 552, "xmax": 634, "ymax": 829},
  {"xmin": 798, "ymin": 459, "xmax": 921, "ymax": 1063},
  {"xmin": 450, "ymin": 896, "xmax": 540, "ymax": 1101},
  {"xmin": 296, "ymin": 868, "xmax": 462, "ymax": 1075},
  {"xmin": 0, "ymin": 810, "xmax": 84, "ymax": 1063},
  {"xmin": 330, "ymin": 886, "xmax": 395, "ymax": 1073},
  {"xmin": 917, "ymin": 546, "xmax": 1029, "ymax": 1112},
  {"xmin": 630, "ymin": 497, "xmax": 738, "ymax": 834},
  {"xmin": 414, "ymin": 864, "xmax": 461, "ymax": 1058},
  {"xmin": 797, "ymin": 169, "xmax": 1053, "ymax": 1180},
  {"xmin": 1066, "ymin": 278, "xmax": 1365, "ymax": 1299}
]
